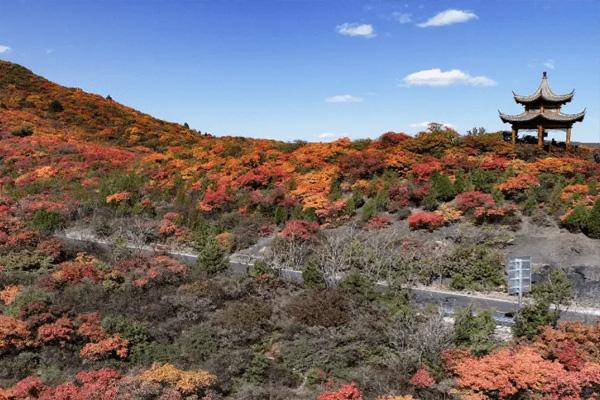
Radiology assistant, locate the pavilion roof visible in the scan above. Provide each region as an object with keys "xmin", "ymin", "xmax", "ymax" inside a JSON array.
[
  {"xmin": 513, "ymin": 72, "xmax": 574, "ymax": 105},
  {"xmin": 499, "ymin": 109, "xmax": 586, "ymax": 124}
]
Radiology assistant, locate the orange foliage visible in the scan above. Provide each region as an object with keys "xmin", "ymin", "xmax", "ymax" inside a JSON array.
[
  {"xmin": 36, "ymin": 317, "xmax": 74, "ymax": 345},
  {"xmin": 496, "ymin": 173, "xmax": 540, "ymax": 193},
  {"xmin": 0, "ymin": 285, "xmax": 22, "ymax": 305},
  {"xmin": 80, "ymin": 335, "xmax": 129, "ymax": 360},
  {"xmin": 0, "ymin": 315, "xmax": 32, "ymax": 351},
  {"xmin": 449, "ymin": 345, "xmax": 600, "ymax": 399}
]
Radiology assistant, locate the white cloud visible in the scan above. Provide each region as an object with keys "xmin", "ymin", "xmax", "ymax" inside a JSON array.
[
  {"xmin": 325, "ymin": 94, "xmax": 364, "ymax": 103},
  {"xmin": 0, "ymin": 45, "xmax": 11, "ymax": 54},
  {"xmin": 417, "ymin": 9, "xmax": 478, "ymax": 28},
  {"xmin": 318, "ymin": 132, "xmax": 338, "ymax": 139},
  {"xmin": 402, "ymin": 68, "xmax": 496, "ymax": 87},
  {"xmin": 543, "ymin": 59, "xmax": 555, "ymax": 70},
  {"xmin": 391, "ymin": 12, "xmax": 412, "ymax": 24},
  {"xmin": 46, "ymin": 48, "xmax": 54, "ymax": 54},
  {"xmin": 410, "ymin": 121, "xmax": 456, "ymax": 130},
  {"xmin": 336, "ymin": 23, "xmax": 376, "ymax": 38}
]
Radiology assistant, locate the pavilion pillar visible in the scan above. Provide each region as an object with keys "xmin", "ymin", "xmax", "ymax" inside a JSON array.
[
  {"xmin": 537, "ymin": 125, "xmax": 544, "ymax": 148},
  {"xmin": 566, "ymin": 127, "xmax": 572, "ymax": 150},
  {"xmin": 511, "ymin": 128, "xmax": 517, "ymax": 144}
]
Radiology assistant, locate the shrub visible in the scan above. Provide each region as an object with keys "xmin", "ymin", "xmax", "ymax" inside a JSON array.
[
  {"xmin": 11, "ymin": 127, "xmax": 34, "ymax": 137},
  {"xmin": 79, "ymin": 335, "xmax": 129, "ymax": 360},
  {"xmin": 101, "ymin": 315, "xmax": 149, "ymax": 345},
  {"xmin": 455, "ymin": 191, "xmax": 495, "ymax": 212},
  {"xmin": 302, "ymin": 262, "xmax": 326, "ymax": 289},
  {"xmin": 286, "ymin": 289, "xmax": 350, "ymax": 327},
  {"xmin": 37, "ymin": 317, "xmax": 74, "ymax": 345},
  {"xmin": 318, "ymin": 383, "xmax": 363, "ymax": 400},
  {"xmin": 448, "ymin": 244, "xmax": 504, "ymax": 291},
  {"xmin": 430, "ymin": 171, "xmax": 456, "ymax": 201},
  {"xmin": 0, "ymin": 315, "xmax": 31, "ymax": 352},
  {"xmin": 177, "ymin": 324, "xmax": 218, "ymax": 362},
  {"xmin": 280, "ymin": 219, "xmax": 319, "ymax": 240},
  {"xmin": 586, "ymin": 198, "xmax": 600, "ymax": 239},
  {"xmin": 513, "ymin": 270, "xmax": 572, "ymax": 339},
  {"xmin": 408, "ymin": 211, "xmax": 444, "ymax": 231},
  {"xmin": 453, "ymin": 306, "xmax": 496, "ymax": 355},
  {"xmin": 361, "ymin": 198, "xmax": 377, "ymax": 221},
  {"xmin": 48, "ymin": 100, "xmax": 64, "ymax": 113},
  {"xmin": 197, "ymin": 236, "xmax": 228, "ymax": 275},
  {"xmin": 29, "ymin": 209, "xmax": 65, "ymax": 235},
  {"xmin": 409, "ymin": 367, "xmax": 435, "ymax": 388},
  {"xmin": 216, "ymin": 298, "xmax": 272, "ymax": 332},
  {"xmin": 137, "ymin": 363, "xmax": 217, "ymax": 395}
]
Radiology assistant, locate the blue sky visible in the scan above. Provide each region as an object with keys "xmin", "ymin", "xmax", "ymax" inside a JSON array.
[{"xmin": 1, "ymin": 0, "xmax": 599, "ymax": 142}]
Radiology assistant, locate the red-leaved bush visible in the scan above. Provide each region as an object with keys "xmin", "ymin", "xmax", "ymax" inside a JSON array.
[
  {"xmin": 409, "ymin": 367, "xmax": 435, "ymax": 388},
  {"xmin": 408, "ymin": 212, "xmax": 444, "ymax": 231},
  {"xmin": 367, "ymin": 215, "xmax": 391, "ymax": 230},
  {"xmin": 280, "ymin": 219, "xmax": 319, "ymax": 240},
  {"xmin": 455, "ymin": 191, "xmax": 495, "ymax": 212},
  {"xmin": 318, "ymin": 383, "xmax": 364, "ymax": 400},
  {"xmin": 79, "ymin": 335, "xmax": 129, "ymax": 360},
  {"xmin": 36, "ymin": 317, "xmax": 74, "ymax": 346}
]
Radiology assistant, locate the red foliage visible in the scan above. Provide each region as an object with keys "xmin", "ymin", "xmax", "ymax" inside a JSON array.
[
  {"xmin": 51, "ymin": 255, "xmax": 104, "ymax": 285},
  {"xmin": 6, "ymin": 375, "xmax": 46, "ymax": 398},
  {"xmin": 367, "ymin": 215, "xmax": 391, "ymax": 230},
  {"xmin": 36, "ymin": 317, "xmax": 74, "ymax": 345},
  {"xmin": 455, "ymin": 191, "xmax": 495, "ymax": 212},
  {"xmin": 280, "ymin": 219, "xmax": 319, "ymax": 240},
  {"xmin": 26, "ymin": 368, "xmax": 122, "ymax": 400},
  {"xmin": 408, "ymin": 212, "xmax": 444, "ymax": 231},
  {"xmin": 449, "ymin": 345, "xmax": 600, "ymax": 400},
  {"xmin": 316, "ymin": 200, "xmax": 349, "ymax": 224},
  {"xmin": 338, "ymin": 151, "xmax": 385, "ymax": 181},
  {"xmin": 411, "ymin": 160, "xmax": 442, "ymax": 181},
  {"xmin": 197, "ymin": 184, "xmax": 232, "ymax": 212},
  {"xmin": 318, "ymin": 383, "xmax": 364, "ymax": 400},
  {"xmin": 76, "ymin": 313, "xmax": 106, "ymax": 342},
  {"xmin": 378, "ymin": 132, "xmax": 411, "ymax": 147},
  {"xmin": 409, "ymin": 367, "xmax": 435, "ymax": 388}
]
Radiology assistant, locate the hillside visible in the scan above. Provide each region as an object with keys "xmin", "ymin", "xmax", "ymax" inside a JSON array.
[
  {"xmin": 1, "ymin": 62, "xmax": 600, "ymax": 399},
  {"xmin": 0, "ymin": 61, "xmax": 197, "ymax": 148}
]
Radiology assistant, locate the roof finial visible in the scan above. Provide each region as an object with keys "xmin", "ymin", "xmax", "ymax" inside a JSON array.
[{"xmin": 543, "ymin": 71, "xmax": 547, "ymax": 78}]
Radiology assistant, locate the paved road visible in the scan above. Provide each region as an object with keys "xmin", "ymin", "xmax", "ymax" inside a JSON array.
[{"xmin": 59, "ymin": 231, "xmax": 600, "ymax": 326}]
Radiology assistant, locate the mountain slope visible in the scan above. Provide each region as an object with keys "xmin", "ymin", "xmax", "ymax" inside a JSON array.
[{"xmin": 0, "ymin": 60, "xmax": 197, "ymax": 149}]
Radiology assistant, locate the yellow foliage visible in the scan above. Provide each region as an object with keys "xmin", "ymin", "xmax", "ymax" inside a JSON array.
[{"xmin": 138, "ymin": 363, "xmax": 217, "ymax": 395}]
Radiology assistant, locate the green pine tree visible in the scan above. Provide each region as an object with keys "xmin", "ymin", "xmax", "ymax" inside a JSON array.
[
  {"xmin": 197, "ymin": 236, "xmax": 228, "ymax": 275},
  {"xmin": 431, "ymin": 171, "xmax": 456, "ymax": 201},
  {"xmin": 586, "ymin": 198, "xmax": 600, "ymax": 239},
  {"xmin": 454, "ymin": 306, "xmax": 496, "ymax": 355}
]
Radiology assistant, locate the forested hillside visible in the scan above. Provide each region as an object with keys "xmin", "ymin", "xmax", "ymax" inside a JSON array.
[{"xmin": 1, "ymin": 60, "xmax": 599, "ymax": 399}]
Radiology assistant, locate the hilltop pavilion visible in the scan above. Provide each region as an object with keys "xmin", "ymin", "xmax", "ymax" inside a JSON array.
[{"xmin": 499, "ymin": 72, "xmax": 585, "ymax": 148}]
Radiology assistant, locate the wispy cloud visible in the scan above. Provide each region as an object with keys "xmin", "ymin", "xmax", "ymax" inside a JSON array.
[
  {"xmin": 336, "ymin": 23, "xmax": 376, "ymax": 38},
  {"xmin": 318, "ymin": 132, "xmax": 338, "ymax": 139},
  {"xmin": 417, "ymin": 9, "xmax": 478, "ymax": 28},
  {"xmin": 46, "ymin": 48, "xmax": 55, "ymax": 55},
  {"xmin": 410, "ymin": 121, "xmax": 456, "ymax": 130},
  {"xmin": 325, "ymin": 94, "xmax": 364, "ymax": 103},
  {"xmin": 543, "ymin": 59, "xmax": 555, "ymax": 70},
  {"xmin": 402, "ymin": 68, "xmax": 496, "ymax": 87},
  {"xmin": 391, "ymin": 12, "xmax": 412, "ymax": 24},
  {"xmin": 0, "ymin": 45, "xmax": 11, "ymax": 54}
]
